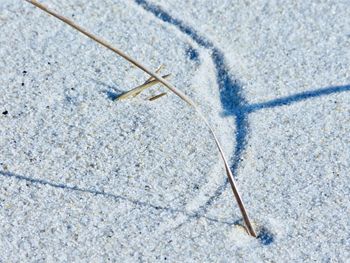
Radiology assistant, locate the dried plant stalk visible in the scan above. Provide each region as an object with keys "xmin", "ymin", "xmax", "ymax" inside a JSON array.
[
  {"xmin": 133, "ymin": 65, "xmax": 166, "ymax": 97},
  {"xmin": 149, "ymin": 92, "xmax": 167, "ymax": 101},
  {"xmin": 25, "ymin": 0, "xmax": 257, "ymax": 237},
  {"xmin": 143, "ymin": 64, "xmax": 164, "ymax": 85},
  {"xmin": 117, "ymin": 74, "xmax": 171, "ymax": 101}
]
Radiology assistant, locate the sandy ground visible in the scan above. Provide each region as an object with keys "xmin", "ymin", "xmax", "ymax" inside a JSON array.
[{"xmin": 0, "ymin": 0, "xmax": 349, "ymax": 262}]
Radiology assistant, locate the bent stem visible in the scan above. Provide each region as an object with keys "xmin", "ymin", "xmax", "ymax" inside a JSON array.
[{"xmin": 25, "ymin": 0, "xmax": 257, "ymax": 237}]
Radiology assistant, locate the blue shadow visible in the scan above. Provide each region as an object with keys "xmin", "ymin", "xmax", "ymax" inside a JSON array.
[
  {"xmin": 90, "ymin": 78, "xmax": 124, "ymax": 101},
  {"xmin": 134, "ymin": 0, "xmax": 250, "ymax": 214},
  {"xmin": 186, "ymin": 46, "xmax": 200, "ymax": 62},
  {"xmin": 244, "ymin": 84, "xmax": 350, "ymax": 113},
  {"xmin": 0, "ymin": 170, "xmax": 236, "ymax": 226},
  {"xmin": 133, "ymin": 1, "xmax": 350, "ymax": 242}
]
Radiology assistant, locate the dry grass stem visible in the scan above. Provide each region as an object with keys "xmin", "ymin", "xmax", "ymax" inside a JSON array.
[
  {"xmin": 25, "ymin": 0, "xmax": 257, "ymax": 237},
  {"xmin": 133, "ymin": 65, "xmax": 166, "ymax": 97},
  {"xmin": 149, "ymin": 92, "xmax": 167, "ymax": 101},
  {"xmin": 143, "ymin": 64, "xmax": 164, "ymax": 84},
  {"xmin": 117, "ymin": 73, "xmax": 171, "ymax": 101}
]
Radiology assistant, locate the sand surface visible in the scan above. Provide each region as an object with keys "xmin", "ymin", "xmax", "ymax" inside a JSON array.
[{"xmin": 0, "ymin": 0, "xmax": 349, "ymax": 262}]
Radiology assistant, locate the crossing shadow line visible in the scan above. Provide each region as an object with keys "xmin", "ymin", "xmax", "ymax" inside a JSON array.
[{"xmin": 133, "ymin": 0, "xmax": 350, "ymax": 216}]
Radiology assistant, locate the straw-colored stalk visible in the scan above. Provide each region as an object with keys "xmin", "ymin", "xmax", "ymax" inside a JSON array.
[
  {"xmin": 149, "ymin": 92, "xmax": 167, "ymax": 101},
  {"xmin": 24, "ymin": 0, "xmax": 257, "ymax": 237},
  {"xmin": 117, "ymin": 73, "xmax": 171, "ymax": 101}
]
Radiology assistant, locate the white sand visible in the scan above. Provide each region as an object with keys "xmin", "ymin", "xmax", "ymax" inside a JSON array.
[{"xmin": 0, "ymin": 0, "xmax": 349, "ymax": 262}]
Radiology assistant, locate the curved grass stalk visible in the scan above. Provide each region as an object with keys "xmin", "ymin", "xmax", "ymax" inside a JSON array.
[{"xmin": 24, "ymin": 0, "xmax": 257, "ymax": 237}]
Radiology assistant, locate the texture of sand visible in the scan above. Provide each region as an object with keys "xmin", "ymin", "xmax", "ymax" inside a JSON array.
[{"xmin": 0, "ymin": 0, "xmax": 349, "ymax": 262}]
